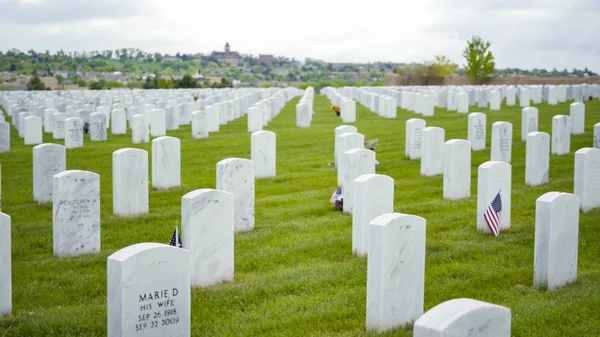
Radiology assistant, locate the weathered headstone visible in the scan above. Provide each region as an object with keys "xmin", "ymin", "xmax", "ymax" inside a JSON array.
[
  {"xmin": 342, "ymin": 148, "xmax": 376, "ymax": 214},
  {"xmin": 467, "ymin": 113, "xmax": 486, "ymax": 151},
  {"xmin": 491, "ymin": 122, "xmax": 512, "ymax": 163},
  {"xmin": 477, "ymin": 161, "xmax": 511, "ymax": 235},
  {"xmin": 113, "ymin": 148, "xmax": 149, "ymax": 216},
  {"xmin": 216, "ymin": 158, "xmax": 255, "ymax": 232},
  {"xmin": 413, "ymin": 298, "xmax": 511, "ymax": 337},
  {"xmin": 90, "ymin": 112, "xmax": 107, "ymax": 141},
  {"xmin": 366, "ymin": 212, "xmax": 426, "ymax": 333},
  {"xmin": 570, "ymin": 102, "xmax": 585, "ymax": 135},
  {"xmin": 52, "ymin": 170, "xmax": 100, "ymax": 257},
  {"xmin": 534, "ymin": 192, "xmax": 579, "ymax": 291},
  {"xmin": 107, "ymin": 243, "xmax": 190, "ymax": 337},
  {"xmin": 0, "ymin": 213, "xmax": 10, "ymax": 316},
  {"xmin": 166, "ymin": 106, "xmax": 180, "ymax": 131},
  {"xmin": 526, "ymin": 132, "xmax": 550, "ymax": 186},
  {"xmin": 352, "ymin": 174, "xmax": 394, "ymax": 257},
  {"xmin": 251, "ymin": 130, "xmax": 276, "ymax": 178},
  {"xmin": 64, "ymin": 117, "xmax": 84, "ymax": 149},
  {"xmin": 421, "ymin": 127, "xmax": 445, "ymax": 176},
  {"xmin": 443, "ymin": 139, "xmax": 471, "ymax": 200},
  {"xmin": 574, "ymin": 148, "xmax": 600, "ymax": 212},
  {"xmin": 152, "ymin": 136, "xmax": 181, "ymax": 190},
  {"xmin": 24, "ymin": 116, "xmax": 43, "ymax": 145},
  {"xmin": 521, "ymin": 107, "xmax": 538, "ymax": 141},
  {"xmin": 181, "ymin": 189, "xmax": 234, "ymax": 288},
  {"xmin": 406, "ymin": 119, "xmax": 426, "ymax": 159},
  {"xmin": 551, "ymin": 115, "xmax": 571, "ymax": 156},
  {"xmin": 33, "ymin": 143, "xmax": 66, "ymax": 203}
]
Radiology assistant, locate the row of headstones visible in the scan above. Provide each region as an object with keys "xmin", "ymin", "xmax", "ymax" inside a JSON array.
[
  {"xmin": 319, "ymin": 87, "xmax": 357, "ymax": 123},
  {"xmin": 247, "ymin": 88, "xmax": 303, "ymax": 132},
  {"xmin": 3, "ymin": 88, "xmax": 300, "ymax": 148},
  {"xmin": 295, "ymin": 87, "xmax": 315, "ymax": 128}
]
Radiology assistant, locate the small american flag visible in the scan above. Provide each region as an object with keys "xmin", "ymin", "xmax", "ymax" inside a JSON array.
[
  {"xmin": 330, "ymin": 188, "xmax": 342, "ymax": 203},
  {"xmin": 169, "ymin": 225, "xmax": 182, "ymax": 248},
  {"xmin": 483, "ymin": 192, "xmax": 502, "ymax": 237}
]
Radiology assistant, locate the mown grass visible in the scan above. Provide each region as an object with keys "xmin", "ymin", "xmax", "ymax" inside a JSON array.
[{"xmin": 0, "ymin": 94, "xmax": 599, "ymax": 337}]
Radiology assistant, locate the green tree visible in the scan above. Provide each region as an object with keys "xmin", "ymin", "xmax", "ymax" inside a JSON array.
[
  {"xmin": 462, "ymin": 35, "xmax": 495, "ymax": 84},
  {"xmin": 432, "ymin": 55, "xmax": 456, "ymax": 77},
  {"xmin": 175, "ymin": 74, "xmax": 197, "ymax": 88},
  {"xmin": 27, "ymin": 76, "xmax": 47, "ymax": 90}
]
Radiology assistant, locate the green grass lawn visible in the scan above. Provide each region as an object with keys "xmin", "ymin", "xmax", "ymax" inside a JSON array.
[{"xmin": 0, "ymin": 94, "xmax": 599, "ymax": 336}]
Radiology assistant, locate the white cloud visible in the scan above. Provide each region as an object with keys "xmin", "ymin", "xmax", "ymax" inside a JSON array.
[{"xmin": 0, "ymin": 0, "xmax": 598, "ymax": 71}]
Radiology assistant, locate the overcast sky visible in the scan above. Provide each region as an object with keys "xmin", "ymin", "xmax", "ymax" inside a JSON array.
[{"xmin": 1, "ymin": 0, "xmax": 599, "ymax": 71}]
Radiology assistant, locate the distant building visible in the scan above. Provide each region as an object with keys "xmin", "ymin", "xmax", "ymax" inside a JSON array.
[
  {"xmin": 211, "ymin": 42, "xmax": 241, "ymax": 66},
  {"xmin": 161, "ymin": 56, "xmax": 181, "ymax": 63},
  {"xmin": 257, "ymin": 54, "xmax": 274, "ymax": 65}
]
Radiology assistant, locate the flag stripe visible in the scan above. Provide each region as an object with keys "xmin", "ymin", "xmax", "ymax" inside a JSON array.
[{"xmin": 483, "ymin": 192, "xmax": 502, "ymax": 237}]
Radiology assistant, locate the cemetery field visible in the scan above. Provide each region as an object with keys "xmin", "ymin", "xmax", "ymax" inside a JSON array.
[{"xmin": 1, "ymin": 96, "xmax": 600, "ymax": 337}]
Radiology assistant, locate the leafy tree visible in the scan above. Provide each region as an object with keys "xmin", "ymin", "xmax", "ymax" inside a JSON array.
[
  {"xmin": 432, "ymin": 55, "xmax": 456, "ymax": 77},
  {"xmin": 88, "ymin": 81, "xmax": 103, "ymax": 90},
  {"xmin": 462, "ymin": 35, "xmax": 495, "ymax": 84},
  {"xmin": 175, "ymin": 74, "xmax": 197, "ymax": 88},
  {"xmin": 27, "ymin": 76, "xmax": 47, "ymax": 90}
]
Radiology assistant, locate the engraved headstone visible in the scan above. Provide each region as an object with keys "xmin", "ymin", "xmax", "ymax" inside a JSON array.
[
  {"xmin": 463, "ymin": 112, "xmax": 483, "ymax": 153},
  {"xmin": 342, "ymin": 148, "xmax": 376, "ymax": 214},
  {"xmin": 64, "ymin": 117, "xmax": 84, "ymax": 149},
  {"xmin": 181, "ymin": 189, "xmax": 234, "ymax": 288},
  {"xmin": 53, "ymin": 112, "xmax": 66, "ymax": 140},
  {"xmin": 251, "ymin": 131, "xmax": 276, "ymax": 179},
  {"xmin": 334, "ymin": 125, "xmax": 357, "ymax": 167},
  {"xmin": 191, "ymin": 111, "xmax": 208, "ymax": 139},
  {"xmin": 52, "ymin": 170, "xmax": 100, "ymax": 257},
  {"xmin": 491, "ymin": 122, "xmax": 512, "ymax": 163},
  {"xmin": 0, "ymin": 122, "xmax": 9, "ymax": 153},
  {"xmin": 406, "ymin": 119, "xmax": 426, "ymax": 159},
  {"xmin": 90, "ymin": 112, "xmax": 107, "ymax": 141},
  {"xmin": 150, "ymin": 109, "xmax": 166, "ymax": 137},
  {"xmin": 569, "ymin": 102, "xmax": 585, "ymax": 135},
  {"xmin": 337, "ymin": 133, "xmax": 365, "ymax": 186},
  {"xmin": 594, "ymin": 123, "xmax": 600, "ymax": 149},
  {"xmin": 24, "ymin": 116, "xmax": 43, "ymax": 145},
  {"xmin": 131, "ymin": 114, "xmax": 149, "ymax": 144},
  {"xmin": 111, "ymin": 109, "xmax": 127, "ymax": 135},
  {"xmin": 521, "ymin": 107, "xmax": 538, "ymax": 141},
  {"xmin": 551, "ymin": 115, "xmax": 571, "ymax": 156},
  {"xmin": 107, "ymin": 243, "xmax": 190, "ymax": 337}
]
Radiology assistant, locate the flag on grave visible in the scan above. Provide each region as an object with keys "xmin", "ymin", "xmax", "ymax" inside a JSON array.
[
  {"xmin": 483, "ymin": 191, "xmax": 502, "ymax": 237},
  {"xmin": 169, "ymin": 225, "xmax": 182, "ymax": 248}
]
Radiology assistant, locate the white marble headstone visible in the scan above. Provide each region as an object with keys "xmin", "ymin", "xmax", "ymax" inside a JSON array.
[
  {"xmin": 477, "ymin": 161, "xmax": 511, "ymax": 235},
  {"xmin": 90, "ymin": 112, "xmax": 107, "ymax": 142},
  {"xmin": 574, "ymin": 148, "xmax": 600, "ymax": 212},
  {"xmin": 342, "ymin": 148, "xmax": 376, "ymax": 214},
  {"xmin": 521, "ymin": 107, "xmax": 538, "ymax": 141},
  {"xmin": 551, "ymin": 115, "xmax": 571, "ymax": 156},
  {"xmin": 367, "ymin": 212, "xmax": 426, "ymax": 333},
  {"xmin": 150, "ymin": 109, "xmax": 166, "ymax": 137},
  {"xmin": 0, "ymin": 122, "xmax": 9, "ymax": 153},
  {"xmin": 247, "ymin": 107, "xmax": 263, "ymax": 133},
  {"xmin": 107, "ymin": 243, "xmax": 190, "ymax": 337},
  {"xmin": 534, "ymin": 192, "xmax": 579, "ymax": 291},
  {"xmin": 489, "ymin": 90, "xmax": 501, "ymax": 111},
  {"xmin": 113, "ymin": 148, "xmax": 149, "ymax": 216},
  {"xmin": 569, "ymin": 102, "xmax": 585, "ymax": 135},
  {"xmin": 594, "ymin": 123, "xmax": 600, "ymax": 149},
  {"xmin": 352, "ymin": 174, "xmax": 394, "ymax": 257},
  {"xmin": 443, "ymin": 139, "xmax": 471, "ymax": 200},
  {"xmin": 152, "ymin": 136, "xmax": 181, "ymax": 190},
  {"xmin": 406, "ymin": 119, "xmax": 426, "ymax": 159},
  {"xmin": 0, "ymin": 213, "xmax": 10, "ymax": 316},
  {"xmin": 337, "ymin": 132, "xmax": 365, "ymax": 185},
  {"xmin": 421, "ymin": 127, "xmax": 445, "ymax": 176},
  {"xmin": 216, "ymin": 158, "xmax": 255, "ymax": 232},
  {"xmin": 526, "ymin": 132, "xmax": 550, "ymax": 187},
  {"xmin": 296, "ymin": 103, "xmax": 311, "ymax": 128},
  {"xmin": 413, "ymin": 298, "xmax": 511, "ymax": 337},
  {"xmin": 111, "ymin": 109, "xmax": 127, "ymax": 135},
  {"xmin": 181, "ymin": 189, "xmax": 234, "ymax": 288},
  {"xmin": 131, "ymin": 114, "xmax": 149, "ymax": 144},
  {"xmin": 191, "ymin": 111, "xmax": 208, "ymax": 139},
  {"xmin": 33, "ymin": 143, "xmax": 66, "ymax": 203},
  {"xmin": 53, "ymin": 112, "xmax": 66, "ymax": 140},
  {"xmin": 52, "ymin": 170, "xmax": 100, "ymax": 257},
  {"xmin": 251, "ymin": 130, "xmax": 276, "ymax": 179},
  {"xmin": 64, "ymin": 117, "xmax": 84, "ymax": 149},
  {"xmin": 491, "ymin": 122, "xmax": 512, "ymax": 163},
  {"xmin": 24, "ymin": 116, "xmax": 43, "ymax": 145},
  {"xmin": 166, "ymin": 106, "xmax": 180, "ymax": 131},
  {"xmin": 334, "ymin": 125, "xmax": 358, "ymax": 168},
  {"xmin": 467, "ymin": 113, "xmax": 486, "ymax": 152}
]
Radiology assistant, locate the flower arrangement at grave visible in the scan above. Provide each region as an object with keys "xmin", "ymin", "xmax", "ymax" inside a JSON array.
[{"xmin": 330, "ymin": 105, "xmax": 341, "ymax": 116}]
